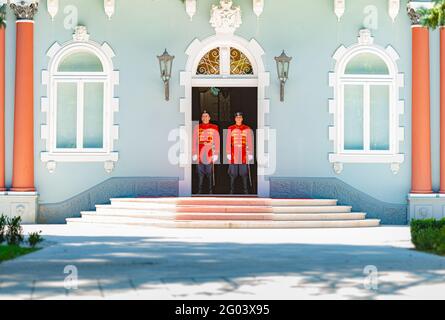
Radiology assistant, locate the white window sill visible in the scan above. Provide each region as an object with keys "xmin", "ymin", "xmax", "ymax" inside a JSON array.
[
  {"xmin": 329, "ymin": 153, "xmax": 404, "ymax": 174},
  {"xmin": 41, "ymin": 152, "xmax": 119, "ymax": 173}
]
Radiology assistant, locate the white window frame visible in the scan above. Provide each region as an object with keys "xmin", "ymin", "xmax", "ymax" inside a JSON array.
[
  {"xmin": 41, "ymin": 27, "xmax": 120, "ymax": 173},
  {"xmin": 328, "ymin": 29, "xmax": 404, "ymax": 174}
]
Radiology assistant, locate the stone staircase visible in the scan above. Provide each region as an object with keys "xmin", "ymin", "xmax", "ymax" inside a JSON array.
[{"xmin": 66, "ymin": 197, "xmax": 381, "ymax": 229}]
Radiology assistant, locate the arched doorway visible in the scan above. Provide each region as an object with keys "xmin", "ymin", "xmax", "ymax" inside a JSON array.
[{"xmin": 179, "ymin": 34, "xmax": 270, "ymax": 197}]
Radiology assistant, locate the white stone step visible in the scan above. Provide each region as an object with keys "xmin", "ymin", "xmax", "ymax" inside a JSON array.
[
  {"xmin": 95, "ymin": 205, "xmax": 352, "ymax": 214},
  {"xmin": 81, "ymin": 211, "xmax": 366, "ymax": 221},
  {"xmin": 110, "ymin": 198, "xmax": 338, "ymax": 207},
  {"xmin": 67, "ymin": 216, "xmax": 380, "ymax": 229}
]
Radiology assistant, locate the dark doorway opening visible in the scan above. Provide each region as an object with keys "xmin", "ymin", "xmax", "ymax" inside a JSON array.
[{"xmin": 192, "ymin": 87, "xmax": 258, "ymax": 195}]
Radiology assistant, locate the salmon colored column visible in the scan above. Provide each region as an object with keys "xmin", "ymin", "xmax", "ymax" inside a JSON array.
[
  {"xmin": 411, "ymin": 26, "xmax": 432, "ymax": 194},
  {"xmin": 11, "ymin": 21, "xmax": 35, "ymax": 192},
  {"xmin": 0, "ymin": 24, "xmax": 5, "ymax": 192},
  {"xmin": 441, "ymin": 27, "xmax": 445, "ymax": 193}
]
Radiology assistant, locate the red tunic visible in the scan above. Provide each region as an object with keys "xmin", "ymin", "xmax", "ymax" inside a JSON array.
[
  {"xmin": 225, "ymin": 124, "xmax": 254, "ymax": 165},
  {"xmin": 192, "ymin": 123, "xmax": 220, "ymax": 164}
]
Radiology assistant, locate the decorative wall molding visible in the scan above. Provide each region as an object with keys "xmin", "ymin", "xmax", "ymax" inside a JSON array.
[
  {"xmin": 253, "ymin": 0, "xmax": 264, "ymax": 17},
  {"xmin": 104, "ymin": 0, "xmax": 115, "ymax": 20},
  {"xmin": 328, "ymin": 29, "xmax": 405, "ymax": 174},
  {"xmin": 41, "ymin": 26, "xmax": 120, "ymax": 173},
  {"xmin": 185, "ymin": 0, "xmax": 197, "ymax": 21},
  {"xmin": 334, "ymin": 0, "xmax": 345, "ymax": 21},
  {"xmin": 47, "ymin": 0, "xmax": 58, "ymax": 20},
  {"xmin": 388, "ymin": 0, "xmax": 400, "ymax": 22},
  {"xmin": 210, "ymin": 0, "xmax": 242, "ymax": 35}
]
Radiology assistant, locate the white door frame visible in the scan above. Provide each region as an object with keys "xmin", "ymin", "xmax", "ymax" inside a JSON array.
[{"xmin": 179, "ymin": 34, "xmax": 271, "ymax": 197}]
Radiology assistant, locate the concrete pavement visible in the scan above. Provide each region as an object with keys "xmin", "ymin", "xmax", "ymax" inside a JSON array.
[{"xmin": 0, "ymin": 225, "xmax": 444, "ymax": 300}]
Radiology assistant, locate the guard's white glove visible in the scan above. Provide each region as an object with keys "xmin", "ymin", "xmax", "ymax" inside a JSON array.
[
  {"xmin": 212, "ymin": 155, "xmax": 219, "ymax": 162},
  {"xmin": 227, "ymin": 154, "xmax": 232, "ymax": 162},
  {"xmin": 248, "ymin": 154, "xmax": 254, "ymax": 162},
  {"xmin": 192, "ymin": 155, "xmax": 198, "ymax": 162}
]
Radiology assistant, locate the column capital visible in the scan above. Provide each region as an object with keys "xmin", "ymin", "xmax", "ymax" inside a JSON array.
[
  {"xmin": 407, "ymin": 6, "xmax": 421, "ymax": 25},
  {"xmin": 406, "ymin": 1, "xmax": 434, "ymax": 26},
  {"xmin": 10, "ymin": 1, "xmax": 39, "ymax": 21}
]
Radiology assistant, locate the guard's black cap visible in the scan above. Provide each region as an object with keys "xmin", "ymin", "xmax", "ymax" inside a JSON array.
[{"xmin": 234, "ymin": 112, "xmax": 243, "ymax": 117}]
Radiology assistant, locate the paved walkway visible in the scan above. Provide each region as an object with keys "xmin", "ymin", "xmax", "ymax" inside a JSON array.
[{"xmin": 0, "ymin": 225, "xmax": 444, "ymax": 300}]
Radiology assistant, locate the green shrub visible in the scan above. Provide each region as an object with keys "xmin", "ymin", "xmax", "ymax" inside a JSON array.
[
  {"xmin": 411, "ymin": 218, "xmax": 445, "ymax": 255},
  {"xmin": 5, "ymin": 216, "xmax": 23, "ymax": 246},
  {"xmin": 27, "ymin": 231, "xmax": 43, "ymax": 248},
  {"xmin": 0, "ymin": 214, "xmax": 6, "ymax": 244}
]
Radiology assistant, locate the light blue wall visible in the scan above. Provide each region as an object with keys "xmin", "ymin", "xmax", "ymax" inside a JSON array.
[{"xmin": 3, "ymin": 0, "xmax": 441, "ymax": 206}]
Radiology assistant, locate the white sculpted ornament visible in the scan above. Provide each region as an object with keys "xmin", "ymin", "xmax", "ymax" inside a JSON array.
[{"xmin": 210, "ymin": 0, "xmax": 242, "ymax": 35}]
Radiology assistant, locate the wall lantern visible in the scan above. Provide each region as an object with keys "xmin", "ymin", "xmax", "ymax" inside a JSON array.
[
  {"xmin": 274, "ymin": 50, "xmax": 292, "ymax": 102},
  {"xmin": 157, "ymin": 49, "xmax": 175, "ymax": 101},
  {"xmin": 185, "ymin": 0, "xmax": 197, "ymax": 21},
  {"xmin": 47, "ymin": 0, "xmax": 58, "ymax": 20},
  {"xmin": 104, "ymin": 0, "xmax": 115, "ymax": 20},
  {"xmin": 334, "ymin": 0, "xmax": 345, "ymax": 21},
  {"xmin": 253, "ymin": 0, "xmax": 264, "ymax": 17},
  {"xmin": 388, "ymin": 0, "xmax": 400, "ymax": 22}
]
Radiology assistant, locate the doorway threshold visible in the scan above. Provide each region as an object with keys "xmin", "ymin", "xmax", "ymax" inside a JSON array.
[{"xmin": 192, "ymin": 194, "xmax": 259, "ymax": 198}]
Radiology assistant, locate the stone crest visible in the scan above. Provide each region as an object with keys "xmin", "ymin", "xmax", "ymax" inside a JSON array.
[
  {"xmin": 72, "ymin": 26, "xmax": 90, "ymax": 42},
  {"xmin": 210, "ymin": 0, "xmax": 242, "ymax": 35},
  {"xmin": 358, "ymin": 29, "xmax": 374, "ymax": 45}
]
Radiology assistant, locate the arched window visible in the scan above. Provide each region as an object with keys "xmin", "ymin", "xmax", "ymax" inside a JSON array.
[
  {"xmin": 329, "ymin": 30, "xmax": 404, "ymax": 174},
  {"xmin": 41, "ymin": 26, "xmax": 119, "ymax": 173},
  {"xmin": 196, "ymin": 46, "xmax": 254, "ymax": 76}
]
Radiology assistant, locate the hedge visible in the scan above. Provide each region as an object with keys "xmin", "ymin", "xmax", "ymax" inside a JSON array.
[{"xmin": 410, "ymin": 218, "xmax": 445, "ymax": 255}]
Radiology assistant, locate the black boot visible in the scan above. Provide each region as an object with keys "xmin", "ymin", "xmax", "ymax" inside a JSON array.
[
  {"xmin": 242, "ymin": 176, "xmax": 249, "ymax": 194},
  {"xmin": 230, "ymin": 177, "xmax": 236, "ymax": 194},
  {"xmin": 197, "ymin": 175, "xmax": 205, "ymax": 194},
  {"xmin": 208, "ymin": 175, "xmax": 214, "ymax": 194}
]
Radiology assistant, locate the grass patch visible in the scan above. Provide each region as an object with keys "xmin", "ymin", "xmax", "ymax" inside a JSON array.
[
  {"xmin": 0, "ymin": 245, "xmax": 40, "ymax": 263},
  {"xmin": 411, "ymin": 219, "xmax": 445, "ymax": 256}
]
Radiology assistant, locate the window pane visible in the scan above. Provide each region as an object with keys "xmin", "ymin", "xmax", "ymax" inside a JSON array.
[
  {"xmin": 345, "ymin": 53, "xmax": 389, "ymax": 75},
  {"xmin": 230, "ymin": 48, "xmax": 253, "ymax": 75},
  {"xmin": 58, "ymin": 51, "xmax": 103, "ymax": 72},
  {"xmin": 370, "ymin": 85, "xmax": 390, "ymax": 151},
  {"xmin": 83, "ymin": 82, "xmax": 104, "ymax": 149},
  {"xmin": 197, "ymin": 48, "xmax": 220, "ymax": 75},
  {"xmin": 56, "ymin": 83, "xmax": 77, "ymax": 149},
  {"xmin": 344, "ymin": 85, "xmax": 364, "ymax": 150}
]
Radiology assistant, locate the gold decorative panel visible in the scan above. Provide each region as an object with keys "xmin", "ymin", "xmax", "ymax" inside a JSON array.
[
  {"xmin": 230, "ymin": 48, "xmax": 253, "ymax": 75},
  {"xmin": 197, "ymin": 48, "xmax": 220, "ymax": 75}
]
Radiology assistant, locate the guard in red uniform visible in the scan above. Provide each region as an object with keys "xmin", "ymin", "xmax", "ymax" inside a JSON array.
[
  {"xmin": 192, "ymin": 111, "xmax": 220, "ymax": 194},
  {"xmin": 225, "ymin": 112, "xmax": 254, "ymax": 194}
]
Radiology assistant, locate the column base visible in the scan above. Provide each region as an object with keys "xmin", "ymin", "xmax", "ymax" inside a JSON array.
[
  {"xmin": 9, "ymin": 187, "xmax": 36, "ymax": 192},
  {"xmin": 408, "ymin": 194, "xmax": 445, "ymax": 221},
  {"xmin": 410, "ymin": 190, "xmax": 434, "ymax": 194},
  {"xmin": 0, "ymin": 192, "xmax": 38, "ymax": 224}
]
